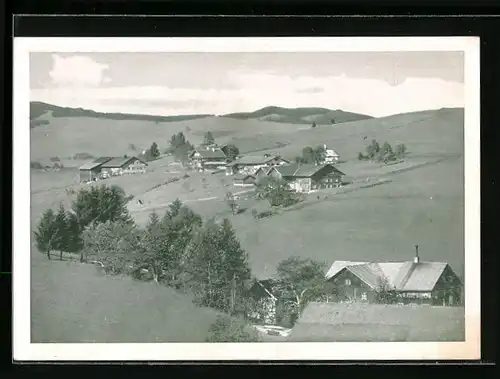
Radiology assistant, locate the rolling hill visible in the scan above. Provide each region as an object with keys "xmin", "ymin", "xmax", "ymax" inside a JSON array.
[
  {"xmin": 221, "ymin": 106, "xmax": 373, "ymax": 125},
  {"xmin": 30, "ymin": 101, "xmax": 214, "ymax": 128}
]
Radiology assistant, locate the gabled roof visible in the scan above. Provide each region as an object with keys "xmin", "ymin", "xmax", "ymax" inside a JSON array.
[
  {"xmin": 325, "ymin": 149, "xmax": 339, "ymax": 157},
  {"xmin": 79, "ymin": 161, "xmax": 107, "ymax": 170},
  {"xmin": 326, "ymin": 260, "xmax": 454, "ymax": 292},
  {"xmin": 254, "ymin": 166, "xmax": 273, "ymax": 176},
  {"xmin": 92, "ymin": 157, "xmax": 113, "ymax": 164},
  {"xmin": 101, "ymin": 156, "xmax": 147, "ymax": 168},
  {"xmin": 274, "ymin": 163, "xmax": 346, "ymax": 178},
  {"xmin": 227, "ymin": 154, "xmax": 288, "ymax": 166},
  {"xmin": 190, "ymin": 148, "xmax": 227, "ymax": 159}
]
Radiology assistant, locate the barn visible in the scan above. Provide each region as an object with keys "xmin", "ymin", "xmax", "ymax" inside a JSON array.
[
  {"xmin": 100, "ymin": 156, "xmax": 148, "ymax": 177},
  {"xmin": 269, "ymin": 163, "xmax": 346, "ymax": 193},
  {"xmin": 78, "ymin": 158, "xmax": 112, "ymax": 183}
]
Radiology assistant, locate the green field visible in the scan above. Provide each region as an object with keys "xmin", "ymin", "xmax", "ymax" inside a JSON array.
[{"xmin": 29, "ymin": 104, "xmax": 465, "ymax": 342}]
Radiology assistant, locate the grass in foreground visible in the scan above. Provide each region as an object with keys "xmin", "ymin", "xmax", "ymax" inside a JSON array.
[{"xmin": 31, "ymin": 259, "xmax": 224, "ymax": 343}]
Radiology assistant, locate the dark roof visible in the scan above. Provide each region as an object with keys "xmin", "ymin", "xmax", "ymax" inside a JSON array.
[
  {"xmin": 227, "ymin": 154, "xmax": 288, "ymax": 166},
  {"xmin": 79, "ymin": 161, "xmax": 107, "ymax": 170},
  {"xmin": 274, "ymin": 163, "xmax": 346, "ymax": 178},
  {"xmin": 93, "ymin": 157, "xmax": 113, "ymax": 164},
  {"xmin": 101, "ymin": 156, "xmax": 147, "ymax": 168},
  {"xmin": 233, "ymin": 174, "xmax": 256, "ymax": 181},
  {"xmin": 325, "ymin": 260, "xmax": 453, "ymax": 291},
  {"xmin": 191, "ymin": 148, "xmax": 227, "ymax": 159}
]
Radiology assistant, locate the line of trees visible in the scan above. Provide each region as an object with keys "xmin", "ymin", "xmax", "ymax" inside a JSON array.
[
  {"xmin": 166, "ymin": 132, "xmax": 195, "ymax": 164},
  {"xmin": 295, "ymin": 145, "xmax": 326, "ymax": 165},
  {"xmin": 358, "ymin": 139, "xmax": 407, "ymax": 163}
]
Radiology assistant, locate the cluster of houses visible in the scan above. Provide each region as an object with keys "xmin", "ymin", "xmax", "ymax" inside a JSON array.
[
  {"xmin": 79, "ymin": 156, "xmax": 148, "ymax": 183},
  {"xmin": 248, "ymin": 246, "xmax": 464, "ymax": 325},
  {"xmin": 189, "ymin": 144, "xmax": 345, "ymax": 194}
]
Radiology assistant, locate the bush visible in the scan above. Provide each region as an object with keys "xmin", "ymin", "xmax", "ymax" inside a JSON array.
[
  {"xmin": 30, "ymin": 161, "xmax": 44, "ymax": 169},
  {"xmin": 205, "ymin": 315, "xmax": 261, "ymax": 342},
  {"xmin": 50, "ymin": 156, "xmax": 61, "ymax": 162}
]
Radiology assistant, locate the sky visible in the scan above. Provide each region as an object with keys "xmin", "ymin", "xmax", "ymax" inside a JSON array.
[{"xmin": 30, "ymin": 51, "xmax": 464, "ymax": 118}]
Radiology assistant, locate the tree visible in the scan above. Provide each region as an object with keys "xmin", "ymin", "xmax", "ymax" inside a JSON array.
[
  {"xmin": 81, "ymin": 220, "xmax": 140, "ymax": 274},
  {"xmin": 395, "ymin": 143, "xmax": 407, "ymax": 158},
  {"xmin": 65, "ymin": 210, "xmax": 83, "ymax": 255},
  {"xmin": 71, "ymin": 185, "xmax": 133, "ymax": 231},
  {"xmin": 365, "ymin": 139, "xmax": 380, "ymax": 160},
  {"xmin": 274, "ymin": 256, "xmax": 332, "ymax": 319},
  {"xmin": 203, "ymin": 131, "xmax": 215, "ymax": 146},
  {"xmin": 33, "ymin": 208, "xmax": 59, "ymax": 260},
  {"xmin": 70, "ymin": 184, "xmax": 134, "ymax": 262},
  {"xmin": 375, "ymin": 276, "xmax": 401, "ymax": 304},
  {"xmin": 313, "ymin": 145, "xmax": 326, "ymax": 164},
  {"xmin": 225, "ymin": 192, "xmax": 238, "ymax": 215},
  {"xmin": 149, "ymin": 142, "xmax": 160, "ymax": 160},
  {"xmin": 206, "ymin": 315, "xmax": 261, "ymax": 342},
  {"xmin": 377, "ymin": 141, "xmax": 396, "ymax": 163},
  {"xmin": 223, "ymin": 144, "xmax": 239, "ymax": 161},
  {"xmin": 255, "ymin": 176, "xmax": 297, "ymax": 207},
  {"xmin": 54, "ymin": 203, "xmax": 69, "ymax": 260},
  {"xmin": 183, "ymin": 218, "xmax": 251, "ymax": 312},
  {"xmin": 301, "ymin": 146, "xmax": 315, "ymax": 164}
]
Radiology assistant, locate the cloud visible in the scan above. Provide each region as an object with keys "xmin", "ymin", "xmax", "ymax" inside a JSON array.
[
  {"xmin": 49, "ymin": 54, "xmax": 110, "ymax": 87},
  {"xmin": 31, "ymin": 70, "xmax": 464, "ymax": 118}
]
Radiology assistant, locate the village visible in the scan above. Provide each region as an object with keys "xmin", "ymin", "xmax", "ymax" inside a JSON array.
[{"xmin": 71, "ymin": 139, "xmax": 464, "ymax": 340}]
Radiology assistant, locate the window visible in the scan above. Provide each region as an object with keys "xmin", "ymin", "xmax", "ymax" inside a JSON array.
[
  {"xmin": 361, "ymin": 292, "xmax": 367, "ymax": 301},
  {"xmin": 345, "ymin": 279, "xmax": 351, "ymax": 286}
]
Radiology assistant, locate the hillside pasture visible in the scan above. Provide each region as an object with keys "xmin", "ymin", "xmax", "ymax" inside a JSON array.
[
  {"xmin": 230, "ymin": 156, "xmax": 464, "ymax": 279},
  {"xmin": 30, "ymin": 113, "xmax": 307, "ymax": 161},
  {"xmin": 31, "ymin": 259, "xmax": 226, "ymax": 343}
]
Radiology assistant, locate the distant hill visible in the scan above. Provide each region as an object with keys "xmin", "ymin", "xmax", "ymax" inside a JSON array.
[
  {"xmin": 221, "ymin": 106, "xmax": 374, "ymax": 125},
  {"xmin": 30, "ymin": 101, "xmax": 214, "ymax": 128}
]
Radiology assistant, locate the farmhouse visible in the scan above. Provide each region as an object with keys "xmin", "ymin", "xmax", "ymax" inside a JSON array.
[
  {"xmin": 78, "ymin": 157, "xmax": 112, "ymax": 183},
  {"xmin": 226, "ymin": 154, "xmax": 289, "ymax": 176},
  {"xmin": 323, "ymin": 144, "xmax": 340, "ymax": 163},
  {"xmin": 100, "ymin": 156, "xmax": 148, "ymax": 177},
  {"xmin": 189, "ymin": 147, "xmax": 229, "ymax": 171},
  {"xmin": 324, "ymin": 246, "xmax": 463, "ymax": 306},
  {"xmin": 232, "ymin": 174, "xmax": 256, "ymax": 187},
  {"xmin": 268, "ymin": 163, "xmax": 345, "ymax": 193}
]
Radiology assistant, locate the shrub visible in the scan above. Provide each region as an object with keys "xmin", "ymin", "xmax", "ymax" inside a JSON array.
[
  {"xmin": 30, "ymin": 161, "xmax": 44, "ymax": 169},
  {"xmin": 50, "ymin": 156, "xmax": 61, "ymax": 162},
  {"xmin": 205, "ymin": 315, "xmax": 261, "ymax": 342}
]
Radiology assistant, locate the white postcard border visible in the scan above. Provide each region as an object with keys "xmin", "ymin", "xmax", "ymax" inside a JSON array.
[{"xmin": 13, "ymin": 37, "xmax": 481, "ymax": 361}]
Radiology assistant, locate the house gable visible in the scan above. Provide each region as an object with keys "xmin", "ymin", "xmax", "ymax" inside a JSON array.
[{"xmin": 433, "ymin": 265, "xmax": 462, "ymax": 290}]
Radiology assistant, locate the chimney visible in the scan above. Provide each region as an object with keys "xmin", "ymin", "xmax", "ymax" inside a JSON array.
[{"xmin": 414, "ymin": 244, "xmax": 420, "ymax": 263}]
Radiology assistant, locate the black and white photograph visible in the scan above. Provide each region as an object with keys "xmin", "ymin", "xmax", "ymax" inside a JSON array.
[{"xmin": 13, "ymin": 37, "xmax": 480, "ymax": 361}]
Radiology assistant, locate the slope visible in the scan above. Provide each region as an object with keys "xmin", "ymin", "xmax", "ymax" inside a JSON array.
[
  {"xmin": 221, "ymin": 106, "xmax": 373, "ymax": 125},
  {"xmin": 31, "ymin": 259, "xmax": 224, "ymax": 343}
]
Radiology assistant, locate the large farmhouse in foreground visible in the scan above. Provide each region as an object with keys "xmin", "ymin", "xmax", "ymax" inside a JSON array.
[
  {"xmin": 79, "ymin": 156, "xmax": 147, "ymax": 183},
  {"xmin": 325, "ymin": 247, "xmax": 463, "ymax": 306},
  {"xmin": 268, "ymin": 163, "xmax": 346, "ymax": 193}
]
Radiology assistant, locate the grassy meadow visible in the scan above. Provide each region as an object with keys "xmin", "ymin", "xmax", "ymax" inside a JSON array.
[{"xmin": 29, "ymin": 104, "xmax": 465, "ymax": 342}]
